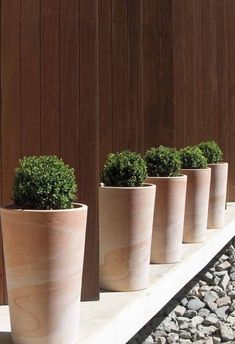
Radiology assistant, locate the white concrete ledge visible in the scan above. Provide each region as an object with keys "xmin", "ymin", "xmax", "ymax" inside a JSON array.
[{"xmin": 0, "ymin": 204, "xmax": 234, "ymax": 344}]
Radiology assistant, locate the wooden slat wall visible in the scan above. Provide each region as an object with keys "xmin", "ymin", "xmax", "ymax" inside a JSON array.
[{"xmin": 1, "ymin": 0, "xmax": 235, "ymax": 303}]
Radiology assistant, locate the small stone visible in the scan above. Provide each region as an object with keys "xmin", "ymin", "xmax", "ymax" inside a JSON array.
[
  {"xmin": 198, "ymin": 308, "xmax": 210, "ymax": 318},
  {"xmin": 227, "ymin": 315, "xmax": 235, "ymax": 325},
  {"xmin": 187, "ymin": 299, "xmax": 205, "ymax": 311},
  {"xmin": 213, "ymin": 286, "xmax": 226, "ymax": 297},
  {"xmin": 204, "ymin": 338, "xmax": 213, "ymax": 344},
  {"xmin": 230, "ymin": 272, "xmax": 235, "ymax": 281},
  {"xmin": 167, "ymin": 332, "xmax": 179, "ymax": 343},
  {"xmin": 219, "ymin": 273, "xmax": 230, "ymax": 290},
  {"xmin": 184, "ymin": 310, "xmax": 197, "ymax": 318},
  {"xmin": 154, "ymin": 338, "xmax": 166, "ymax": 344},
  {"xmin": 165, "ymin": 321, "xmax": 179, "ymax": 333},
  {"xmin": 195, "ymin": 329, "xmax": 205, "ymax": 340},
  {"xmin": 203, "ymin": 313, "xmax": 219, "ymax": 326},
  {"xmin": 208, "ymin": 301, "xmax": 218, "ymax": 313},
  {"xmin": 216, "ymin": 261, "xmax": 232, "ymax": 271},
  {"xmin": 215, "ymin": 306, "xmax": 229, "ymax": 321},
  {"xmin": 179, "ymin": 340, "xmax": 192, "ymax": 344},
  {"xmin": 152, "ymin": 330, "xmax": 167, "ymax": 338},
  {"xmin": 177, "ymin": 317, "xmax": 191, "ymax": 325},
  {"xmin": 220, "ymin": 324, "xmax": 235, "ymax": 341},
  {"xmin": 213, "ymin": 277, "xmax": 220, "ymax": 285},
  {"xmin": 174, "ymin": 305, "xmax": 186, "ymax": 317},
  {"xmin": 181, "ymin": 297, "xmax": 188, "ymax": 307},
  {"xmin": 212, "ymin": 336, "xmax": 221, "ymax": 344},
  {"xmin": 216, "ymin": 296, "xmax": 231, "ymax": 307},
  {"xmin": 197, "ymin": 325, "xmax": 217, "ymax": 336},
  {"xmin": 156, "ymin": 317, "xmax": 171, "ymax": 332},
  {"xmin": 203, "ymin": 291, "xmax": 219, "ymax": 304},
  {"xmin": 179, "ymin": 330, "xmax": 191, "ymax": 339},
  {"xmin": 142, "ymin": 335, "xmax": 154, "ymax": 344},
  {"xmin": 204, "ymin": 272, "xmax": 214, "ymax": 283},
  {"xmin": 228, "ymin": 291, "xmax": 235, "ymax": 300},
  {"xmin": 219, "ymin": 254, "xmax": 229, "ymax": 262},
  {"xmin": 192, "ymin": 341, "xmax": 203, "ymax": 344},
  {"xmin": 191, "ymin": 315, "xmax": 204, "ymax": 327}
]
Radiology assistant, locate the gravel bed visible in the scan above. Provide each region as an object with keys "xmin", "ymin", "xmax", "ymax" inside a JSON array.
[{"xmin": 128, "ymin": 238, "xmax": 235, "ymax": 344}]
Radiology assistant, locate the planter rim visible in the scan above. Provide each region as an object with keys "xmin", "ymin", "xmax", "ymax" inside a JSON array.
[
  {"xmin": 207, "ymin": 162, "xmax": 228, "ymax": 166},
  {"xmin": 99, "ymin": 182, "xmax": 155, "ymax": 190},
  {"xmin": 147, "ymin": 174, "xmax": 187, "ymax": 180},
  {"xmin": 0, "ymin": 202, "xmax": 87, "ymax": 213},
  {"xmin": 180, "ymin": 167, "xmax": 211, "ymax": 171}
]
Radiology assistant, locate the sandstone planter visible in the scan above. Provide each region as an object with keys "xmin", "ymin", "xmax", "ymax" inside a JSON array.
[
  {"xmin": 1, "ymin": 203, "xmax": 87, "ymax": 344},
  {"xmin": 147, "ymin": 175, "xmax": 187, "ymax": 263},
  {"xmin": 207, "ymin": 162, "xmax": 228, "ymax": 228},
  {"xmin": 99, "ymin": 183, "xmax": 156, "ymax": 291},
  {"xmin": 181, "ymin": 168, "xmax": 211, "ymax": 243}
]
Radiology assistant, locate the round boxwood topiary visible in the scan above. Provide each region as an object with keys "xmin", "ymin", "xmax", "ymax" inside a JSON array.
[
  {"xmin": 144, "ymin": 145, "xmax": 181, "ymax": 177},
  {"xmin": 101, "ymin": 150, "xmax": 147, "ymax": 187},
  {"xmin": 180, "ymin": 146, "xmax": 208, "ymax": 169},
  {"xmin": 198, "ymin": 140, "xmax": 223, "ymax": 164},
  {"xmin": 13, "ymin": 155, "xmax": 77, "ymax": 210}
]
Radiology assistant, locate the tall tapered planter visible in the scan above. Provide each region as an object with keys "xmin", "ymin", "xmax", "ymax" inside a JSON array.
[
  {"xmin": 181, "ymin": 168, "xmax": 211, "ymax": 243},
  {"xmin": 99, "ymin": 183, "xmax": 156, "ymax": 291},
  {"xmin": 207, "ymin": 162, "xmax": 228, "ymax": 228},
  {"xmin": 147, "ymin": 175, "xmax": 187, "ymax": 263},
  {"xmin": 1, "ymin": 204, "xmax": 87, "ymax": 344}
]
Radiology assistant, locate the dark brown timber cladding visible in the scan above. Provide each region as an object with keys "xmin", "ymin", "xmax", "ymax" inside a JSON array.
[{"xmin": 0, "ymin": 0, "xmax": 235, "ymax": 302}]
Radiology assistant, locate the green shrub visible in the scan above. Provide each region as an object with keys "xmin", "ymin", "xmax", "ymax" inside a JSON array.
[
  {"xmin": 198, "ymin": 140, "xmax": 223, "ymax": 164},
  {"xmin": 101, "ymin": 150, "xmax": 147, "ymax": 187},
  {"xmin": 144, "ymin": 145, "xmax": 181, "ymax": 177},
  {"xmin": 13, "ymin": 155, "xmax": 77, "ymax": 210},
  {"xmin": 180, "ymin": 146, "xmax": 208, "ymax": 169}
]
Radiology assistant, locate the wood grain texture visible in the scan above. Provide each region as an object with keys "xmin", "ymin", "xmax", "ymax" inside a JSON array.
[
  {"xmin": 143, "ymin": 0, "xmax": 161, "ymax": 150},
  {"xmin": 21, "ymin": 0, "xmax": 41, "ymax": 157},
  {"xmin": 98, "ymin": 0, "xmax": 113, "ymax": 167},
  {"xmin": 173, "ymin": 0, "xmax": 185, "ymax": 148},
  {"xmin": 128, "ymin": 0, "xmax": 144, "ymax": 153},
  {"xmin": 1, "ymin": 0, "xmax": 235, "ymax": 304},
  {"xmin": 228, "ymin": 0, "xmax": 235, "ymax": 200},
  {"xmin": 79, "ymin": 0, "xmax": 99, "ymax": 301},
  {"xmin": 40, "ymin": 0, "xmax": 60, "ymax": 156},
  {"xmin": 112, "ymin": 0, "xmax": 129, "ymax": 152},
  {"xmin": 60, "ymin": 0, "xmax": 79, "ymax": 174}
]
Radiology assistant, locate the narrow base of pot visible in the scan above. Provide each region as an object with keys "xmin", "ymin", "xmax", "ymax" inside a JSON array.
[
  {"xmin": 207, "ymin": 223, "xmax": 224, "ymax": 229},
  {"xmin": 183, "ymin": 236, "xmax": 207, "ymax": 243},
  {"xmin": 151, "ymin": 252, "xmax": 182, "ymax": 264},
  {"xmin": 100, "ymin": 281, "xmax": 149, "ymax": 292}
]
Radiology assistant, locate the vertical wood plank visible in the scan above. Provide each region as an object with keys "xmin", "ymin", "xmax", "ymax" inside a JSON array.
[
  {"xmin": 202, "ymin": 0, "xmax": 219, "ymax": 142},
  {"xmin": 183, "ymin": 0, "xmax": 197, "ymax": 146},
  {"xmin": 112, "ymin": 0, "xmax": 129, "ymax": 152},
  {"xmin": 173, "ymin": 0, "xmax": 185, "ymax": 149},
  {"xmin": 98, "ymin": 0, "xmax": 113, "ymax": 167},
  {"xmin": 217, "ymin": 0, "xmax": 230, "ymax": 177},
  {"xmin": 40, "ymin": 0, "xmax": 60, "ymax": 156},
  {"xmin": 128, "ymin": 0, "xmax": 144, "ymax": 153},
  {"xmin": 21, "ymin": 0, "xmax": 41, "ymax": 156},
  {"xmin": 79, "ymin": 0, "xmax": 99, "ymax": 301},
  {"xmin": 228, "ymin": 0, "xmax": 235, "ymax": 200},
  {"xmin": 158, "ymin": 0, "xmax": 174, "ymax": 147},
  {"xmin": 194, "ymin": 0, "xmax": 204, "ymax": 144},
  {"xmin": 60, "ymin": 0, "xmax": 79, "ymax": 176},
  {"xmin": 1, "ymin": 0, "xmax": 21, "ymax": 304},
  {"xmin": 143, "ymin": 0, "xmax": 161, "ymax": 150}
]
